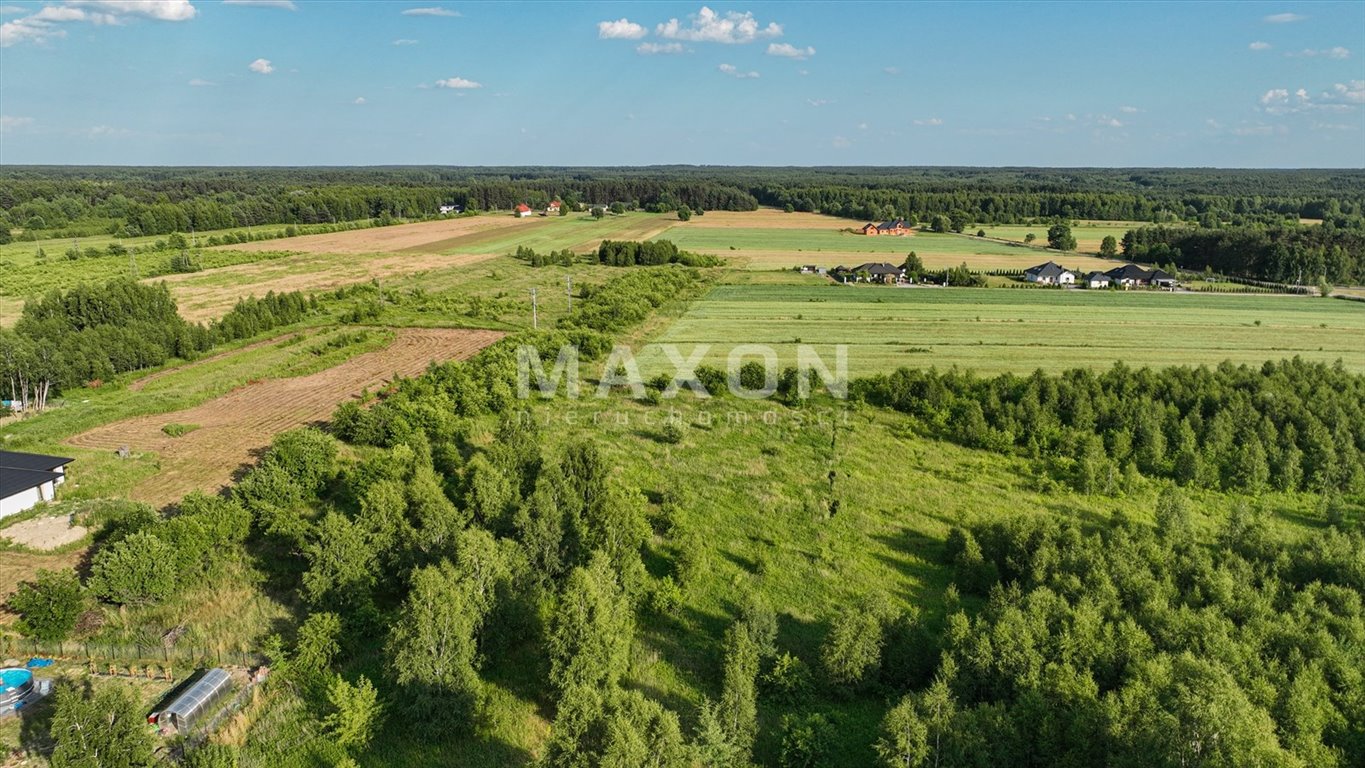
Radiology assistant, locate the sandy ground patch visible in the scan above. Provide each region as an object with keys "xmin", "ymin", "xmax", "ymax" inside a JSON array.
[
  {"xmin": 216, "ymin": 215, "xmax": 548, "ymax": 256},
  {"xmin": 680, "ymin": 209, "xmax": 860, "ymax": 229},
  {"xmin": 1, "ymin": 515, "xmax": 88, "ymax": 550},
  {"xmin": 66, "ymin": 327, "xmax": 504, "ymax": 507},
  {"xmin": 153, "ymin": 251, "xmax": 498, "ymax": 322}
]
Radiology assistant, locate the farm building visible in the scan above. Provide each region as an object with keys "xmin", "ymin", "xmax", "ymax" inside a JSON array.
[
  {"xmin": 515, "ymin": 203, "xmax": 533, "ymax": 218},
  {"xmin": 545, "ymin": 200, "xmax": 562, "ymax": 215},
  {"xmin": 438, "ymin": 204, "xmax": 463, "ymax": 215},
  {"xmin": 860, "ymin": 219, "xmax": 911, "ymax": 236},
  {"xmin": 154, "ymin": 668, "xmax": 233, "ymax": 736},
  {"xmin": 0, "ymin": 451, "xmax": 72, "ymax": 520},
  {"xmin": 1024, "ymin": 261, "xmax": 1076, "ymax": 285},
  {"xmin": 1106, "ymin": 264, "xmax": 1152, "ymax": 288},
  {"xmin": 1084, "ymin": 271, "xmax": 1112, "ymax": 289}
]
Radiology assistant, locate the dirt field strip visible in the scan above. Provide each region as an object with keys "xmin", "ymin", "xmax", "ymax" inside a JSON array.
[
  {"xmin": 67, "ymin": 328, "xmax": 504, "ymax": 507},
  {"xmin": 156, "ymin": 251, "xmax": 500, "ymax": 322},
  {"xmin": 217, "ymin": 214, "xmax": 547, "ymax": 255}
]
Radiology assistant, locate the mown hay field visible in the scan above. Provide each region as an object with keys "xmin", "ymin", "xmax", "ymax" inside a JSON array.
[
  {"xmin": 655, "ymin": 223, "xmax": 1118, "ymax": 272},
  {"xmin": 637, "ymin": 284, "xmax": 1365, "ymax": 376}
]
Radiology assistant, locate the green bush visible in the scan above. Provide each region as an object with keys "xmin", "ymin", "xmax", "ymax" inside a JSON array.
[
  {"xmin": 11, "ymin": 569, "xmax": 85, "ymax": 641},
  {"xmin": 87, "ymin": 531, "xmax": 177, "ymax": 605}
]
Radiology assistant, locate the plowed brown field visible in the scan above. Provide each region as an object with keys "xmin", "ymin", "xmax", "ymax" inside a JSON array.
[{"xmin": 67, "ymin": 328, "xmax": 504, "ymax": 507}]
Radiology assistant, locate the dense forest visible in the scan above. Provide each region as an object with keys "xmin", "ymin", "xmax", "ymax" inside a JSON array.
[
  {"xmin": 854, "ymin": 359, "xmax": 1365, "ymax": 497},
  {"xmin": 1122, "ymin": 224, "xmax": 1365, "ymax": 284}
]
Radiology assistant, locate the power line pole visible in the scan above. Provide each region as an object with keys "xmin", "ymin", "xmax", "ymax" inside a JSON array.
[
  {"xmin": 566, "ymin": 275, "xmax": 572, "ymax": 312},
  {"xmin": 531, "ymin": 287, "xmax": 538, "ymax": 330}
]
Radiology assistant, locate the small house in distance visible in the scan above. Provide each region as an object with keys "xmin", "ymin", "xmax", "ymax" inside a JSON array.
[
  {"xmin": 438, "ymin": 204, "xmax": 463, "ymax": 215},
  {"xmin": 1148, "ymin": 269, "xmax": 1178, "ymax": 289},
  {"xmin": 545, "ymin": 200, "xmax": 561, "ymax": 215},
  {"xmin": 1024, "ymin": 261, "xmax": 1076, "ymax": 285},
  {"xmin": 0, "ymin": 451, "xmax": 73, "ymax": 520},
  {"xmin": 860, "ymin": 219, "xmax": 911, "ymax": 236},
  {"xmin": 515, "ymin": 203, "xmax": 533, "ymax": 218},
  {"xmin": 1084, "ymin": 271, "xmax": 1112, "ymax": 289},
  {"xmin": 831, "ymin": 262, "xmax": 906, "ymax": 284},
  {"xmin": 1106, "ymin": 264, "xmax": 1151, "ymax": 288}
]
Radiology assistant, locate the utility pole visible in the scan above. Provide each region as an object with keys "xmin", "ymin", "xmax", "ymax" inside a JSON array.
[
  {"xmin": 566, "ymin": 275, "xmax": 573, "ymax": 312},
  {"xmin": 531, "ymin": 287, "xmax": 538, "ymax": 330}
]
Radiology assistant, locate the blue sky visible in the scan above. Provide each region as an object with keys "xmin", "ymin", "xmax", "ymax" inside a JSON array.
[{"xmin": 1, "ymin": 1, "xmax": 1362, "ymax": 167}]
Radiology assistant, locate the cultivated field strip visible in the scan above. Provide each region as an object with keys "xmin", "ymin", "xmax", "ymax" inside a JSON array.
[
  {"xmin": 216, "ymin": 214, "xmax": 547, "ymax": 255},
  {"xmin": 66, "ymin": 328, "xmax": 504, "ymax": 506}
]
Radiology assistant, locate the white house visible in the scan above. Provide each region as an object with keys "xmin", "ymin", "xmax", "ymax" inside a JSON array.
[
  {"xmin": 1084, "ymin": 271, "xmax": 1112, "ymax": 289},
  {"xmin": 515, "ymin": 203, "xmax": 533, "ymax": 218},
  {"xmin": 438, "ymin": 204, "xmax": 463, "ymax": 215},
  {"xmin": 1024, "ymin": 261, "xmax": 1076, "ymax": 285},
  {"xmin": 0, "ymin": 451, "xmax": 73, "ymax": 520}
]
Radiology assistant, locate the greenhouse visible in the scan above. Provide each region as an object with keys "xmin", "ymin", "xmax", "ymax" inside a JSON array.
[{"xmin": 156, "ymin": 668, "xmax": 232, "ymax": 735}]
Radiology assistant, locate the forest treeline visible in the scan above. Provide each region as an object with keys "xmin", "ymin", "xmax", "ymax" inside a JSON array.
[
  {"xmin": 4, "ymin": 166, "xmax": 1362, "ymax": 240},
  {"xmin": 1122, "ymin": 224, "xmax": 1364, "ymax": 284},
  {"xmin": 853, "ymin": 358, "xmax": 1365, "ymax": 498},
  {"xmin": 0, "ymin": 280, "xmax": 316, "ymax": 408}
]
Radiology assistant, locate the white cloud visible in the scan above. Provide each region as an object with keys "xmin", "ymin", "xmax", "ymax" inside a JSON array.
[
  {"xmin": 718, "ymin": 63, "xmax": 759, "ymax": 79},
  {"xmin": 1233, "ymin": 124, "xmax": 1278, "ymax": 136},
  {"xmin": 82, "ymin": 124, "xmax": 130, "ymax": 138},
  {"xmin": 436, "ymin": 76, "xmax": 481, "ymax": 89},
  {"xmin": 188, "ymin": 77, "xmax": 214, "ymax": 86},
  {"xmin": 857, "ymin": 122, "xmax": 868, "ymax": 130},
  {"xmin": 806, "ymin": 98, "xmax": 830, "ymax": 107},
  {"xmin": 657, "ymin": 6, "xmax": 781, "ymax": 44},
  {"xmin": 636, "ymin": 41, "xmax": 683, "ymax": 55},
  {"xmin": 392, "ymin": 38, "xmax": 417, "ymax": 45},
  {"xmin": 1065, "ymin": 113, "xmax": 1076, "ymax": 121},
  {"xmin": 766, "ymin": 42, "xmax": 813, "ymax": 59},
  {"xmin": 0, "ymin": 115, "xmax": 34, "ymax": 131},
  {"xmin": 248, "ymin": 57, "xmax": 273, "ymax": 74},
  {"xmin": 402, "ymin": 6, "xmax": 458, "ymax": 17},
  {"xmin": 1286, "ymin": 46, "xmax": 1350, "ymax": 59},
  {"xmin": 1249, "ymin": 41, "xmax": 1271, "ymax": 51},
  {"xmin": 353, "ymin": 96, "xmax": 366, "ymax": 105},
  {"xmin": 913, "ymin": 117, "xmax": 943, "ymax": 126},
  {"xmin": 1119, "ymin": 105, "xmax": 1139, "ymax": 113},
  {"xmin": 1329, "ymin": 80, "xmax": 1365, "ymax": 103},
  {"xmin": 0, "ymin": 6, "xmax": 29, "ymax": 16},
  {"xmin": 1097, "ymin": 116, "xmax": 1124, "ymax": 128},
  {"xmin": 1264, "ymin": 12, "xmax": 1306, "ymax": 23},
  {"xmin": 3, "ymin": 0, "xmax": 194, "ymax": 47},
  {"xmin": 223, "ymin": 0, "xmax": 296, "ymax": 8},
  {"xmin": 883, "ymin": 66, "xmax": 900, "ymax": 75},
  {"xmin": 66, "ymin": 1, "xmax": 196, "ymax": 21},
  {"xmin": 832, "ymin": 135, "xmax": 851, "ymax": 148},
  {"xmin": 597, "ymin": 17, "xmax": 645, "ymax": 39}
]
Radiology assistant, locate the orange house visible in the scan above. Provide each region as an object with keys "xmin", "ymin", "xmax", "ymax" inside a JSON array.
[{"xmin": 861, "ymin": 218, "xmax": 910, "ymax": 236}]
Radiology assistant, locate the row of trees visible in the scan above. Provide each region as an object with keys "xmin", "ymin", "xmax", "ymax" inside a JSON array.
[
  {"xmin": 1122, "ymin": 223, "xmax": 1365, "ymax": 284},
  {"xmin": 854, "ymin": 358, "xmax": 1365, "ymax": 496},
  {"xmin": 0, "ymin": 280, "xmax": 317, "ymax": 410}
]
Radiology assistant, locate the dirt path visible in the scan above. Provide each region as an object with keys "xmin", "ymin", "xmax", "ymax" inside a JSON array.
[{"xmin": 67, "ymin": 328, "xmax": 504, "ymax": 507}]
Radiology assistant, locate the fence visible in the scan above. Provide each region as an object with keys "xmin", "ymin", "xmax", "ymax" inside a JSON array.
[{"xmin": 1, "ymin": 636, "xmax": 264, "ymax": 669}]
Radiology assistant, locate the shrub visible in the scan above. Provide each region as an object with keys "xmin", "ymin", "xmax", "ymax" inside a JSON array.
[
  {"xmin": 762, "ymin": 652, "xmax": 813, "ymax": 704},
  {"xmin": 88, "ymin": 531, "xmax": 177, "ymax": 605},
  {"xmin": 161, "ymin": 422, "xmax": 199, "ymax": 437},
  {"xmin": 11, "ymin": 569, "xmax": 85, "ymax": 641}
]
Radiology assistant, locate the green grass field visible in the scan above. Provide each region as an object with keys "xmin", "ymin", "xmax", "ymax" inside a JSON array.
[
  {"xmin": 437, "ymin": 212, "xmax": 675, "ymax": 255},
  {"xmin": 654, "ymin": 224, "xmax": 1119, "ymax": 272},
  {"xmin": 635, "ymin": 283, "xmax": 1365, "ymax": 376},
  {"xmin": 975, "ymin": 221, "xmax": 1156, "ymax": 253}
]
